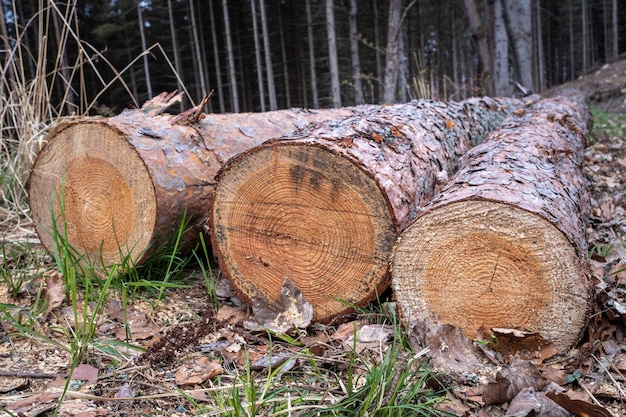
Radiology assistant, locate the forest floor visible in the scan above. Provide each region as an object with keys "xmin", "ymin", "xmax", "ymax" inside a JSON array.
[{"xmin": 1, "ymin": 60, "xmax": 626, "ymax": 417}]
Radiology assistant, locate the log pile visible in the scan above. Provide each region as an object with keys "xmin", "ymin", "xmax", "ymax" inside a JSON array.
[
  {"xmin": 391, "ymin": 89, "xmax": 591, "ymax": 350},
  {"xmin": 29, "ymin": 89, "xmax": 594, "ymax": 349},
  {"xmin": 209, "ymin": 97, "xmax": 522, "ymax": 322},
  {"xmin": 29, "ymin": 92, "xmax": 366, "ymax": 270}
]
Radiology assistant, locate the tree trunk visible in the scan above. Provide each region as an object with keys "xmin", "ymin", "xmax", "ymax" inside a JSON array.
[
  {"xmin": 222, "ymin": 0, "xmax": 239, "ymax": 112},
  {"xmin": 259, "ymin": 0, "xmax": 277, "ymax": 111},
  {"xmin": 137, "ymin": 2, "xmax": 152, "ymax": 99},
  {"xmin": 502, "ymin": 0, "xmax": 533, "ymax": 93},
  {"xmin": 392, "ymin": 90, "xmax": 591, "ymax": 351},
  {"xmin": 278, "ymin": 6, "xmax": 291, "ymax": 108},
  {"xmin": 28, "ymin": 93, "xmax": 364, "ymax": 273},
  {"xmin": 326, "ymin": 0, "xmax": 341, "ymax": 107},
  {"xmin": 348, "ymin": 0, "xmax": 364, "ymax": 105},
  {"xmin": 305, "ymin": 0, "xmax": 319, "ymax": 108},
  {"xmin": 383, "ymin": 0, "xmax": 402, "ymax": 103},
  {"xmin": 463, "ymin": 0, "xmax": 494, "ymax": 95},
  {"xmin": 209, "ymin": 0, "xmax": 225, "ymax": 113},
  {"xmin": 493, "ymin": 0, "xmax": 510, "ymax": 96},
  {"xmin": 251, "ymin": 0, "xmax": 266, "ymax": 112},
  {"xmin": 210, "ymin": 97, "xmax": 522, "ymax": 322},
  {"xmin": 166, "ymin": 0, "xmax": 184, "ymax": 111},
  {"xmin": 612, "ymin": 0, "xmax": 618, "ymax": 60}
]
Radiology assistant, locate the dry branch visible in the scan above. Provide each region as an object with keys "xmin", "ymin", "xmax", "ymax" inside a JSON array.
[
  {"xmin": 210, "ymin": 97, "xmax": 523, "ymax": 322},
  {"xmin": 28, "ymin": 92, "xmax": 364, "ymax": 269},
  {"xmin": 391, "ymin": 89, "xmax": 592, "ymax": 350}
]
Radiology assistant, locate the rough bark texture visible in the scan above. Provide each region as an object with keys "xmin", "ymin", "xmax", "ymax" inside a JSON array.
[
  {"xmin": 392, "ymin": 89, "xmax": 591, "ymax": 351},
  {"xmin": 29, "ymin": 93, "xmax": 364, "ymax": 270},
  {"xmin": 210, "ymin": 97, "xmax": 523, "ymax": 322}
]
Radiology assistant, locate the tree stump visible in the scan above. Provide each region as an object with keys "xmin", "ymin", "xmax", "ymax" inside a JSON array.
[
  {"xmin": 210, "ymin": 97, "xmax": 523, "ymax": 322},
  {"xmin": 28, "ymin": 92, "xmax": 364, "ymax": 270},
  {"xmin": 391, "ymin": 90, "xmax": 591, "ymax": 350}
]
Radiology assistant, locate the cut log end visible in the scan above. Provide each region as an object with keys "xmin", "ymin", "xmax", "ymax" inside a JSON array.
[
  {"xmin": 211, "ymin": 143, "xmax": 397, "ymax": 322},
  {"xmin": 29, "ymin": 123, "xmax": 157, "ymax": 268},
  {"xmin": 392, "ymin": 200, "xmax": 589, "ymax": 351}
]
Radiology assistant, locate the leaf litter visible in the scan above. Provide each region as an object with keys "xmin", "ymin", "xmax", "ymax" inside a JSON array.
[{"xmin": 2, "ymin": 65, "xmax": 626, "ymax": 416}]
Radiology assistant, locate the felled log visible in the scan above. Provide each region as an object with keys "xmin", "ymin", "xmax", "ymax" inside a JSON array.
[
  {"xmin": 210, "ymin": 97, "xmax": 524, "ymax": 322},
  {"xmin": 391, "ymin": 89, "xmax": 591, "ymax": 350},
  {"xmin": 29, "ymin": 92, "xmax": 364, "ymax": 270}
]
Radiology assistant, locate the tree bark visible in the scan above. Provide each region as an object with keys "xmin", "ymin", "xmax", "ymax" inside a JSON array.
[
  {"xmin": 210, "ymin": 97, "xmax": 522, "ymax": 322},
  {"xmin": 392, "ymin": 90, "xmax": 591, "ymax": 351},
  {"xmin": 28, "ymin": 92, "xmax": 365, "ymax": 272}
]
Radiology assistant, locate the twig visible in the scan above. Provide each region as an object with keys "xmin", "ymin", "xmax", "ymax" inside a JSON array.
[{"xmin": 0, "ymin": 371, "xmax": 61, "ymax": 379}]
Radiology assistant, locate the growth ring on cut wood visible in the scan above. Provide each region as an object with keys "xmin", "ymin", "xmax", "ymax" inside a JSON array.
[
  {"xmin": 392, "ymin": 199, "xmax": 588, "ymax": 350},
  {"xmin": 29, "ymin": 123, "xmax": 157, "ymax": 268},
  {"xmin": 211, "ymin": 143, "xmax": 396, "ymax": 322}
]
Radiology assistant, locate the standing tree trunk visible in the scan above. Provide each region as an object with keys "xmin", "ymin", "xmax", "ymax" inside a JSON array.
[
  {"xmin": 137, "ymin": 2, "xmax": 152, "ymax": 99},
  {"xmin": 612, "ymin": 0, "xmax": 618, "ymax": 59},
  {"xmin": 28, "ymin": 93, "xmax": 365, "ymax": 274},
  {"xmin": 189, "ymin": 0, "xmax": 207, "ymax": 101},
  {"xmin": 222, "ymin": 0, "xmax": 239, "ymax": 112},
  {"xmin": 166, "ymin": 0, "xmax": 184, "ymax": 111},
  {"xmin": 210, "ymin": 97, "xmax": 523, "ymax": 322},
  {"xmin": 372, "ymin": 0, "xmax": 383, "ymax": 102},
  {"xmin": 582, "ymin": 0, "xmax": 589, "ymax": 73},
  {"xmin": 463, "ymin": 0, "xmax": 494, "ymax": 95},
  {"xmin": 326, "ymin": 0, "xmax": 341, "ymax": 107},
  {"xmin": 392, "ymin": 90, "xmax": 591, "ymax": 351},
  {"xmin": 493, "ymin": 0, "xmax": 510, "ymax": 96},
  {"xmin": 305, "ymin": 0, "xmax": 319, "ymax": 108},
  {"xmin": 250, "ymin": 0, "xmax": 266, "ymax": 112},
  {"xmin": 348, "ymin": 0, "xmax": 364, "ymax": 105},
  {"xmin": 259, "ymin": 0, "xmax": 277, "ymax": 110},
  {"xmin": 0, "ymin": 3, "xmax": 16, "ymax": 92},
  {"xmin": 208, "ymin": 0, "xmax": 225, "ymax": 112},
  {"xmin": 502, "ymin": 0, "xmax": 533, "ymax": 93},
  {"xmin": 278, "ymin": 6, "xmax": 291, "ymax": 108},
  {"xmin": 383, "ymin": 0, "xmax": 402, "ymax": 103}
]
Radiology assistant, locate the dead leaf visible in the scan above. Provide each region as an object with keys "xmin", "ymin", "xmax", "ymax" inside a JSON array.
[
  {"xmin": 505, "ymin": 388, "xmax": 570, "ymax": 417},
  {"xmin": 411, "ymin": 318, "xmax": 487, "ymax": 377},
  {"xmin": 216, "ymin": 304, "xmax": 248, "ymax": 325},
  {"xmin": 477, "ymin": 327, "xmax": 559, "ymax": 364},
  {"xmin": 114, "ymin": 382, "xmax": 137, "ymax": 398},
  {"xmin": 43, "ymin": 272, "xmax": 65, "ymax": 317},
  {"xmin": 7, "ymin": 392, "xmax": 60, "ymax": 414},
  {"xmin": 175, "ymin": 356, "xmax": 223, "ymax": 386},
  {"xmin": 482, "ymin": 360, "xmax": 547, "ymax": 405},
  {"xmin": 108, "ymin": 300, "xmax": 161, "ymax": 341},
  {"xmin": 546, "ymin": 390, "xmax": 614, "ymax": 417},
  {"xmin": 445, "ymin": 118, "xmax": 455, "ymax": 129},
  {"xmin": 71, "ymin": 364, "xmax": 99, "ymax": 382},
  {"xmin": 246, "ymin": 278, "xmax": 313, "ymax": 334},
  {"xmin": 331, "ymin": 321, "xmax": 363, "ymax": 341},
  {"xmin": 344, "ymin": 324, "xmax": 394, "ymax": 352}
]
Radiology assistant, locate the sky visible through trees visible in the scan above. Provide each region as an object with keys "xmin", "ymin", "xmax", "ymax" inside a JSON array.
[{"xmin": 1, "ymin": 0, "xmax": 624, "ymax": 114}]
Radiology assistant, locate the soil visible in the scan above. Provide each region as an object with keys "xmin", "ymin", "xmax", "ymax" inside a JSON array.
[{"xmin": 1, "ymin": 59, "xmax": 626, "ymax": 416}]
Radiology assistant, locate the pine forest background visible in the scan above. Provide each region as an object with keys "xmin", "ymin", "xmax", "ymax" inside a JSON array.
[{"xmin": 1, "ymin": 0, "xmax": 625, "ymax": 116}]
